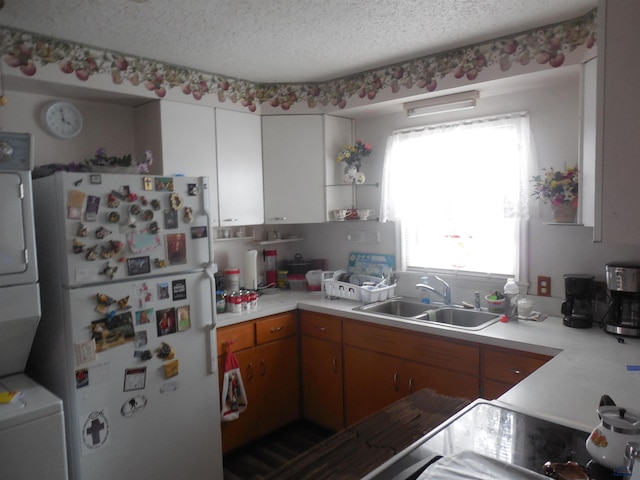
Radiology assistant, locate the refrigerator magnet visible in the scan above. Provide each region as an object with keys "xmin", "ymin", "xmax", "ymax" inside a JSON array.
[
  {"xmin": 188, "ymin": 183, "xmax": 199, "ymax": 195},
  {"xmin": 172, "ymin": 279, "xmax": 187, "ymax": 300},
  {"xmin": 123, "ymin": 367, "xmax": 146, "ymax": 392},
  {"xmin": 85, "ymin": 195, "xmax": 100, "ymax": 222},
  {"xmin": 164, "ymin": 209, "xmax": 178, "ymax": 229},
  {"xmin": 190, "ymin": 226, "xmax": 207, "ymax": 239},
  {"xmin": 121, "ymin": 395, "xmax": 147, "ymax": 417},
  {"xmin": 176, "ymin": 305, "xmax": 190, "ymax": 331},
  {"xmin": 135, "ymin": 308, "xmax": 153, "ymax": 325},
  {"xmin": 75, "ymin": 339, "xmax": 97, "ymax": 365},
  {"xmin": 162, "ymin": 359, "xmax": 179, "ymax": 379},
  {"xmin": 143, "ymin": 177, "xmax": 153, "ymax": 191},
  {"xmin": 134, "ymin": 330, "xmax": 148, "ymax": 347},
  {"xmin": 156, "ymin": 308, "xmax": 177, "ymax": 337},
  {"xmin": 154, "ymin": 177, "xmax": 174, "ymax": 191},
  {"xmin": 167, "ymin": 233, "xmax": 186, "ymax": 265},
  {"xmin": 126, "ymin": 256, "xmax": 151, "ymax": 276},
  {"xmin": 67, "ymin": 189, "xmax": 85, "ymax": 220},
  {"xmin": 80, "ymin": 410, "xmax": 111, "ymax": 453}
]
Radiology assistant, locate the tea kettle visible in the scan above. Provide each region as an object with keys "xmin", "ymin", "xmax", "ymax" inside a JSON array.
[{"xmin": 586, "ymin": 395, "xmax": 640, "ymax": 470}]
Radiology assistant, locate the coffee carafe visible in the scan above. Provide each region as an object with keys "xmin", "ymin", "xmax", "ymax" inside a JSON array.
[
  {"xmin": 605, "ymin": 262, "xmax": 640, "ymax": 337},
  {"xmin": 561, "ymin": 274, "xmax": 594, "ymax": 328}
]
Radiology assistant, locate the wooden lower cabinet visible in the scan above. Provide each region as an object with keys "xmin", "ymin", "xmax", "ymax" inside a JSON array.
[
  {"xmin": 217, "ymin": 313, "xmax": 300, "ymax": 453},
  {"xmin": 300, "ymin": 311, "xmax": 344, "ymax": 431},
  {"xmin": 480, "ymin": 347, "xmax": 552, "ymax": 399},
  {"xmin": 342, "ymin": 319, "xmax": 480, "ymax": 425}
]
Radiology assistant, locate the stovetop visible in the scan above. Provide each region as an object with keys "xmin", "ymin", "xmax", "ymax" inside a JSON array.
[{"xmin": 365, "ymin": 400, "xmax": 618, "ymax": 480}]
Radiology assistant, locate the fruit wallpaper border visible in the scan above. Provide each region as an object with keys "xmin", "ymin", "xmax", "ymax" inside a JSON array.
[{"xmin": 0, "ymin": 9, "xmax": 596, "ymax": 113}]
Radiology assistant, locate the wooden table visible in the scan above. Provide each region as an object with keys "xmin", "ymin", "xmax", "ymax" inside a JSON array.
[{"xmin": 265, "ymin": 388, "xmax": 471, "ymax": 480}]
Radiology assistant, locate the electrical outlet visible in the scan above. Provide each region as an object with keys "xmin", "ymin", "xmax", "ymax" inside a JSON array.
[{"xmin": 537, "ymin": 276, "xmax": 551, "ymax": 297}]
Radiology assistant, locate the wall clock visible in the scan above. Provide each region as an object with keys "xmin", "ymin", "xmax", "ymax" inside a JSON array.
[{"xmin": 40, "ymin": 101, "xmax": 84, "ymax": 139}]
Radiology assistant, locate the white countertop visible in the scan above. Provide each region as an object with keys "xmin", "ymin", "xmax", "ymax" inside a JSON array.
[{"xmin": 216, "ymin": 291, "xmax": 640, "ymax": 433}]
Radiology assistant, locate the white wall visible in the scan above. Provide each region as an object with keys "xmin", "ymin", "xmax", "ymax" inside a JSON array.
[{"xmin": 4, "ymin": 90, "xmax": 136, "ymax": 167}]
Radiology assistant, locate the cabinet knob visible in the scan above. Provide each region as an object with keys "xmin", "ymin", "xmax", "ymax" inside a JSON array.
[
  {"xmin": 510, "ymin": 368, "xmax": 523, "ymax": 375},
  {"xmin": 260, "ymin": 359, "xmax": 266, "ymax": 376},
  {"xmin": 222, "ymin": 218, "xmax": 239, "ymax": 222},
  {"xmin": 271, "ymin": 217, "xmax": 287, "ymax": 221},
  {"xmin": 393, "ymin": 372, "xmax": 399, "ymax": 391},
  {"xmin": 270, "ymin": 326, "xmax": 283, "ymax": 333},
  {"xmin": 247, "ymin": 362, "xmax": 254, "ymax": 381},
  {"xmin": 332, "ymin": 357, "xmax": 337, "ymax": 373},
  {"xmin": 408, "ymin": 377, "xmax": 414, "ymax": 392}
]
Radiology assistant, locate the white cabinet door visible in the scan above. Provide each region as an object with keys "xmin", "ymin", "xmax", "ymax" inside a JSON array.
[
  {"xmin": 215, "ymin": 108, "xmax": 264, "ymax": 226},
  {"xmin": 263, "ymin": 115, "xmax": 352, "ymax": 224},
  {"xmin": 595, "ymin": 0, "xmax": 640, "ymax": 243},
  {"xmin": 135, "ymin": 100, "xmax": 220, "ymax": 226}
]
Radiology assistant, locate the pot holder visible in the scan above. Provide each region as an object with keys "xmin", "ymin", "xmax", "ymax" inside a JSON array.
[{"xmin": 220, "ymin": 344, "xmax": 248, "ymax": 422}]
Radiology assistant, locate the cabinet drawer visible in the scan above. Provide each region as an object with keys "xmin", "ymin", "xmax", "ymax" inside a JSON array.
[
  {"xmin": 256, "ymin": 312, "xmax": 298, "ymax": 344},
  {"xmin": 300, "ymin": 311, "xmax": 342, "ymax": 343},
  {"xmin": 217, "ymin": 322, "xmax": 255, "ymax": 356},
  {"xmin": 482, "ymin": 348, "xmax": 551, "ymax": 385}
]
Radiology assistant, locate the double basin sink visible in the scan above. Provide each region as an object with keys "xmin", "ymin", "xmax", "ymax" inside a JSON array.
[{"xmin": 353, "ymin": 297, "xmax": 500, "ymax": 330}]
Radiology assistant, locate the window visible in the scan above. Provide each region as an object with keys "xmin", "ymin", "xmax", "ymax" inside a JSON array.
[{"xmin": 380, "ymin": 113, "xmax": 531, "ymax": 281}]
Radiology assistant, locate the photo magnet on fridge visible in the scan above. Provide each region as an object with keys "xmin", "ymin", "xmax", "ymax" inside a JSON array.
[
  {"xmin": 158, "ymin": 282, "xmax": 170, "ymax": 299},
  {"xmin": 156, "ymin": 308, "xmax": 177, "ymax": 337},
  {"xmin": 123, "ymin": 367, "xmax": 146, "ymax": 392},
  {"xmin": 177, "ymin": 305, "xmax": 191, "ymax": 331},
  {"xmin": 127, "ymin": 256, "xmax": 151, "ymax": 276},
  {"xmin": 164, "ymin": 209, "xmax": 178, "ymax": 229},
  {"xmin": 167, "ymin": 233, "xmax": 186, "ymax": 264},
  {"xmin": 84, "ymin": 195, "xmax": 100, "ymax": 222},
  {"xmin": 172, "ymin": 279, "xmax": 187, "ymax": 300},
  {"xmin": 191, "ymin": 226, "xmax": 207, "ymax": 239}
]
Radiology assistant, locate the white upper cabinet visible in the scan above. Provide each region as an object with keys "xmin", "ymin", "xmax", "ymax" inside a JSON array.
[
  {"xmin": 135, "ymin": 100, "xmax": 220, "ymax": 226},
  {"xmin": 215, "ymin": 108, "xmax": 264, "ymax": 227},
  {"xmin": 262, "ymin": 114, "xmax": 352, "ymax": 224},
  {"xmin": 594, "ymin": 0, "xmax": 640, "ymax": 243}
]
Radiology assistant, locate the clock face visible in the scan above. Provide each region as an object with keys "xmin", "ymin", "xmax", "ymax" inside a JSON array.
[{"xmin": 41, "ymin": 101, "xmax": 83, "ymax": 139}]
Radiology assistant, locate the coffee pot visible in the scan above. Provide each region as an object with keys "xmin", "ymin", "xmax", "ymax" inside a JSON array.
[
  {"xmin": 586, "ymin": 395, "xmax": 640, "ymax": 470},
  {"xmin": 561, "ymin": 274, "xmax": 594, "ymax": 328}
]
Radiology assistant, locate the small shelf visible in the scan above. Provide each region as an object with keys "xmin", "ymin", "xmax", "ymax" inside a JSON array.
[
  {"xmin": 325, "ymin": 182, "xmax": 379, "ymax": 188},
  {"xmin": 253, "ymin": 236, "xmax": 305, "ymax": 246},
  {"xmin": 213, "ymin": 236, "xmax": 256, "ymax": 243},
  {"xmin": 542, "ymin": 222, "xmax": 584, "ymax": 226}
]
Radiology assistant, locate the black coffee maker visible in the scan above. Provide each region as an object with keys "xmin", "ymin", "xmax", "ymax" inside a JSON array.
[{"xmin": 561, "ymin": 274, "xmax": 594, "ymax": 328}]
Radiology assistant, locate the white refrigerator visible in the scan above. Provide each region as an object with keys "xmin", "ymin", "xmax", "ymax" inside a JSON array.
[{"xmin": 28, "ymin": 171, "xmax": 223, "ymax": 480}]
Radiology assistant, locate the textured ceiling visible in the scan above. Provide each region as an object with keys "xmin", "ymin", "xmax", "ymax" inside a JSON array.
[{"xmin": 0, "ymin": 0, "xmax": 596, "ymax": 83}]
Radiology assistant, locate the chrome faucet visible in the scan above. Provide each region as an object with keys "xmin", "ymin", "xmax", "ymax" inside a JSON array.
[{"xmin": 416, "ymin": 275, "xmax": 452, "ymax": 305}]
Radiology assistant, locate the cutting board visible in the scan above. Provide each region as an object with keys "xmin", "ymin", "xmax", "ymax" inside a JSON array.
[{"xmin": 347, "ymin": 252, "xmax": 395, "ymax": 278}]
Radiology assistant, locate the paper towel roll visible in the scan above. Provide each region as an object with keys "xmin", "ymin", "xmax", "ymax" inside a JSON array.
[{"xmin": 243, "ymin": 250, "xmax": 258, "ymax": 290}]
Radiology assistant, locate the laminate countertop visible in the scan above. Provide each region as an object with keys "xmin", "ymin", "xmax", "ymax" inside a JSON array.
[{"xmin": 216, "ymin": 290, "xmax": 640, "ymax": 433}]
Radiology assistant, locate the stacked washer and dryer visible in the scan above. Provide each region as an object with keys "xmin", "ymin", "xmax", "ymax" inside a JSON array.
[{"xmin": 0, "ymin": 132, "xmax": 68, "ymax": 479}]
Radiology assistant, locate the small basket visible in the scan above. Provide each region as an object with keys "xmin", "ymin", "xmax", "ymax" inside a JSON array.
[{"xmin": 485, "ymin": 295, "xmax": 505, "ymax": 313}]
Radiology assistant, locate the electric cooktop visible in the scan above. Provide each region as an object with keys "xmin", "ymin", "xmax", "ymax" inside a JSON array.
[{"xmin": 365, "ymin": 400, "xmax": 618, "ymax": 480}]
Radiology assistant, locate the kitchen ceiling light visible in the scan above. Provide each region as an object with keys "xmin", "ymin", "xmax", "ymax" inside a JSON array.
[{"xmin": 404, "ymin": 90, "xmax": 480, "ymax": 117}]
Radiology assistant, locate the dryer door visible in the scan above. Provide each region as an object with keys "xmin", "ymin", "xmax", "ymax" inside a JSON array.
[{"xmin": 0, "ymin": 171, "xmax": 37, "ymax": 285}]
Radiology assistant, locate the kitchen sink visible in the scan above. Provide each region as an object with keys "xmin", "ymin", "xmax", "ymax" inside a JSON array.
[
  {"xmin": 353, "ymin": 297, "xmax": 500, "ymax": 330},
  {"xmin": 354, "ymin": 297, "xmax": 439, "ymax": 318},
  {"xmin": 416, "ymin": 308, "xmax": 500, "ymax": 330}
]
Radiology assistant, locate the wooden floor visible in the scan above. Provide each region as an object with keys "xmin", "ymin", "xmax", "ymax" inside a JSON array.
[{"xmin": 222, "ymin": 421, "xmax": 333, "ymax": 480}]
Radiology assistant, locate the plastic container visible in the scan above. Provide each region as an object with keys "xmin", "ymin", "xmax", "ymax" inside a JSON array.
[
  {"xmin": 485, "ymin": 294, "xmax": 505, "ymax": 313},
  {"xmin": 517, "ymin": 297, "xmax": 534, "ymax": 319},
  {"xmin": 418, "ymin": 276, "xmax": 431, "ymax": 304},
  {"xmin": 224, "ymin": 268, "xmax": 240, "ymax": 294},
  {"xmin": 215, "ymin": 290, "xmax": 226, "ymax": 314},
  {"xmin": 503, "ymin": 278, "xmax": 519, "ymax": 321},
  {"xmin": 288, "ymin": 274, "xmax": 308, "ymax": 291}
]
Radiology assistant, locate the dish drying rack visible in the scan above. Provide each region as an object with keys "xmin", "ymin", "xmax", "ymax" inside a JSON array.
[{"xmin": 322, "ymin": 272, "xmax": 396, "ymax": 304}]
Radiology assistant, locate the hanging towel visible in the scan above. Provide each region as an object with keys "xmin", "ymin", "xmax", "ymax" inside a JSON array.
[{"xmin": 220, "ymin": 346, "xmax": 248, "ymax": 422}]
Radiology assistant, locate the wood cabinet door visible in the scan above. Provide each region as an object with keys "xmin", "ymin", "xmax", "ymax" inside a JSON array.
[
  {"xmin": 301, "ymin": 336, "xmax": 344, "ymax": 431},
  {"xmin": 253, "ymin": 336, "xmax": 301, "ymax": 436},
  {"xmin": 344, "ymin": 346, "xmax": 405, "ymax": 425}
]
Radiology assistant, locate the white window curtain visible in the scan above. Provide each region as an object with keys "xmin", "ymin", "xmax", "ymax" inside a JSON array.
[{"xmin": 380, "ymin": 112, "xmax": 532, "ymax": 280}]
